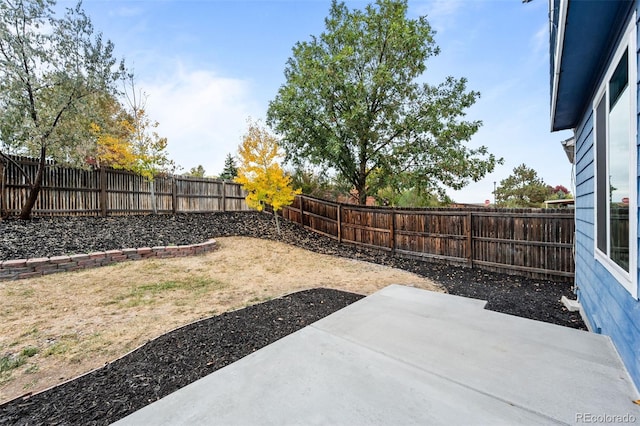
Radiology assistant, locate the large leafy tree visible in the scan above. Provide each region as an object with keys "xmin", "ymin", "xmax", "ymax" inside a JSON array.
[
  {"xmin": 289, "ymin": 166, "xmax": 351, "ymax": 201},
  {"xmin": 495, "ymin": 164, "xmax": 551, "ymax": 207},
  {"xmin": 0, "ymin": 0, "xmax": 124, "ymax": 219},
  {"xmin": 267, "ymin": 0, "xmax": 501, "ymax": 205}
]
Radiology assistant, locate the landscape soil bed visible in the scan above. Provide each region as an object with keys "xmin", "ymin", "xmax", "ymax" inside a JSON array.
[
  {"xmin": 0, "ymin": 288, "xmax": 362, "ymax": 425},
  {"xmin": 0, "ymin": 212, "xmax": 585, "ymax": 425}
]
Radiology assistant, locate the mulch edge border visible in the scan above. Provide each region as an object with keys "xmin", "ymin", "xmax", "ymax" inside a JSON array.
[{"xmin": 0, "ymin": 287, "xmax": 362, "ymax": 407}]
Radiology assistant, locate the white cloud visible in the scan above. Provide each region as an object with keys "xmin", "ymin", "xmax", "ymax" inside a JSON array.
[
  {"xmin": 415, "ymin": 0, "xmax": 463, "ymax": 20},
  {"xmin": 139, "ymin": 64, "xmax": 262, "ymax": 177},
  {"xmin": 524, "ymin": 22, "xmax": 550, "ymax": 70},
  {"xmin": 412, "ymin": 0, "xmax": 464, "ymax": 34},
  {"xmin": 532, "ymin": 22, "xmax": 548, "ymax": 53}
]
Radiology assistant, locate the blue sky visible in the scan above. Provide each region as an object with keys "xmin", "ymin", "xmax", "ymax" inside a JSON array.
[{"xmin": 57, "ymin": 0, "xmax": 572, "ymax": 204}]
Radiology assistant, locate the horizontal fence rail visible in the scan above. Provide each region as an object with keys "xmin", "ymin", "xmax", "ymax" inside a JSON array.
[
  {"xmin": 281, "ymin": 195, "xmax": 575, "ymax": 281},
  {"xmin": 0, "ymin": 154, "xmax": 249, "ymax": 217}
]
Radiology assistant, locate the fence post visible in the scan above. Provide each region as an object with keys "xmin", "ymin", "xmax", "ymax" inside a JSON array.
[
  {"xmin": 172, "ymin": 177, "xmax": 177, "ymax": 214},
  {"xmin": 99, "ymin": 167, "xmax": 107, "ymax": 217},
  {"xmin": 337, "ymin": 203, "xmax": 342, "ymax": 243},
  {"xmin": 466, "ymin": 212, "xmax": 473, "ymax": 267},
  {"xmin": 222, "ymin": 181, "xmax": 226, "ymax": 212},
  {"xmin": 299, "ymin": 195, "xmax": 305, "ymax": 227},
  {"xmin": 389, "ymin": 209, "xmax": 395, "ymax": 253}
]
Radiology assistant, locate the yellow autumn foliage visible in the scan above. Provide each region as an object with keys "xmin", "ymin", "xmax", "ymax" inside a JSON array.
[
  {"xmin": 235, "ymin": 121, "xmax": 301, "ymax": 213},
  {"xmin": 89, "ymin": 107, "xmax": 172, "ymax": 181},
  {"xmin": 90, "ymin": 122, "xmax": 137, "ymax": 170}
]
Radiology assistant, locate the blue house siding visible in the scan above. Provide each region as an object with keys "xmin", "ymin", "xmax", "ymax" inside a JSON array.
[
  {"xmin": 568, "ymin": 5, "xmax": 640, "ymax": 389},
  {"xmin": 574, "ymin": 109, "xmax": 595, "ymax": 260},
  {"xmin": 585, "ymin": 263, "xmax": 640, "ymax": 385}
]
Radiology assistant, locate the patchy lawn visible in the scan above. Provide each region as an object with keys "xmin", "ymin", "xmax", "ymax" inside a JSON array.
[{"xmin": 0, "ymin": 236, "xmax": 441, "ymax": 404}]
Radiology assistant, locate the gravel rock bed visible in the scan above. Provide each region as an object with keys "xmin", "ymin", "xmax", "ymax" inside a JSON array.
[{"xmin": 0, "ymin": 211, "xmax": 584, "ymax": 329}]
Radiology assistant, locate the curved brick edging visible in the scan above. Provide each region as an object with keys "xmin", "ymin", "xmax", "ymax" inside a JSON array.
[{"xmin": 0, "ymin": 239, "xmax": 217, "ymax": 281}]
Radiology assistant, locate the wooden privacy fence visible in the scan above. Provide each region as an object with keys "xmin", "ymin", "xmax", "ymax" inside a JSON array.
[
  {"xmin": 280, "ymin": 195, "xmax": 575, "ymax": 281},
  {"xmin": 0, "ymin": 155, "xmax": 248, "ymax": 216}
]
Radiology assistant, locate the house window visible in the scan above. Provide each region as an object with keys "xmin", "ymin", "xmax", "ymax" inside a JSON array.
[{"xmin": 594, "ymin": 16, "xmax": 638, "ymax": 298}]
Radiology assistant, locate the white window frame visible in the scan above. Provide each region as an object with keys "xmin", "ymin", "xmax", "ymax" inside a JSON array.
[{"xmin": 593, "ymin": 13, "xmax": 638, "ymax": 299}]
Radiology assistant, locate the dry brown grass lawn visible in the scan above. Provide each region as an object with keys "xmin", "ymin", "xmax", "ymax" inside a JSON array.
[{"xmin": 0, "ymin": 236, "xmax": 443, "ymax": 404}]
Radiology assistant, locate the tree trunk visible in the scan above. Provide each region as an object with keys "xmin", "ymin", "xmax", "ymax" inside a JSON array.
[
  {"xmin": 358, "ymin": 189, "xmax": 367, "ymax": 205},
  {"xmin": 19, "ymin": 147, "xmax": 47, "ymax": 220},
  {"xmin": 356, "ymin": 175, "xmax": 368, "ymax": 205},
  {"xmin": 357, "ymin": 139, "xmax": 368, "ymax": 205},
  {"xmin": 274, "ymin": 211, "xmax": 281, "ymax": 235}
]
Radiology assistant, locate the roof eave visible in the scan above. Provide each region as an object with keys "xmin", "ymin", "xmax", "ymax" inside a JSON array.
[{"xmin": 550, "ymin": 0, "xmax": 569, "ymax": 132}]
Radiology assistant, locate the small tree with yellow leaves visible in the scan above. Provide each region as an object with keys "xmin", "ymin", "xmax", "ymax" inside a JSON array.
[
  {"xmin": 89, "ymin": 120, "xmax": 137, "ymax": 170},
  {"xmin": 236, "ymin": 120, "xmax": 301, "ymax": 234}
]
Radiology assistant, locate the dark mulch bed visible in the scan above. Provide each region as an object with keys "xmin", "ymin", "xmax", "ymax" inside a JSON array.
[
  {"xmin": 0, "ymin": 211, "xmax": 585, "ymax": 425},
  {"xmin": 0, "ymin": 288, "xmax": 362, "ymax": 425}
]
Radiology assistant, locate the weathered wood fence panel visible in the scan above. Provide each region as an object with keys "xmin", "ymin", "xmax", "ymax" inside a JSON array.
[
  {"xmin": 281, "ymin": 195, "xmax": 575, "ymax": 281},
  {"xmin": 0, "ymin": 154, "xmax": 248, "ymax": 216},
  {"xmin": 222, "ymin": 180, "xmax": 249, "ymax": 212},
  {"xmin": 174, "ymin": 176, "xmax": 222, "ymax": 213}
]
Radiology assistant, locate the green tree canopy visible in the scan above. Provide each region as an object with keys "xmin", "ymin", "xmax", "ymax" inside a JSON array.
[
  {"xmin": 267, "ymin": 0, "xmax": 501, "ymax": 205},
  {"xmin": 495, "ymin": 164, "xmax": 551, "ymax": 207},
  {"xmin": 219, "ymin": 153, "xmax": 238, "ymax": 181},
  {"xmin": 186, "ymin": 165, "xmax": 206, "ymax": 177},
  {"xmin": 0, "ymin": 0, "xmax": 124, "ymax": 218},
  {"xmin": 288, "ymin": 166, "xmax": 352, "ymax": 201}
]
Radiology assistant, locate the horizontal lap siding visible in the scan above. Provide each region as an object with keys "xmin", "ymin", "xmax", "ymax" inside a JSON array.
[
  {"xmin": 582, "ymin": 262, "xmax": 640, "ymax": 387},
  {"xmin": 572, "ymin": 56, "xmax": 640, "ymax": 389}
]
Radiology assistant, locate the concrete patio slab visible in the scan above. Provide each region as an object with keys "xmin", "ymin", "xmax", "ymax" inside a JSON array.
[{"xmin": 114, "ymin": 285, "xmax": 640, "ymax": 425}]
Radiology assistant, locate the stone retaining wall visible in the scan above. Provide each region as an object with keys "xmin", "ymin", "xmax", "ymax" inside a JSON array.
[{"xmin": 0, "ymin": 239, "xmax": 217, "ymax": 281}]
